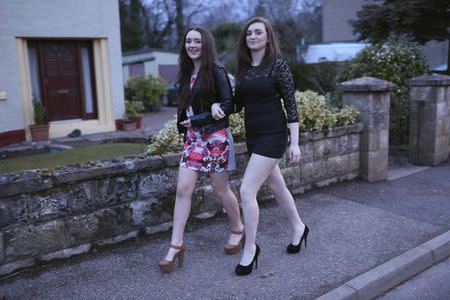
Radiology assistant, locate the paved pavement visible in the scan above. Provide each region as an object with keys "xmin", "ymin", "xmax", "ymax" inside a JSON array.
[
  {"xmin": 0, "ymin": 156, "xmax": 449, "ymax": 299},
  {"xmin": 377, "ymin": 257, "xmax": 450, "ymax": 300}
]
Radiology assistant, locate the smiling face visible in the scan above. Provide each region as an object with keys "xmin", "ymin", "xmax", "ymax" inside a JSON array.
[
  {"xmin": 246, "ymin": 22, "xmax": 268, "ymax": 52},
  {"xmin": 185, "ymin": 30, "xmax": 202, "ymax": 61}
]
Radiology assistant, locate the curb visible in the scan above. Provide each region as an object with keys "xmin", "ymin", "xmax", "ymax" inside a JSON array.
[{"xmin": 316, "ymin": 230, "xmax": 450, "ymax": 300}]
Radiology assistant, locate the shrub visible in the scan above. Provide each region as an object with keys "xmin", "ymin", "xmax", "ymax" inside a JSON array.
[
  {"xmin": 295, "ymin": 90, "xmax": 358, "ymax": 131},
  {"xmin": 32, "ymin": 99, "xmax": 46, "ymax": 125},
  {"xmin": 146, "ymin": 91, "xmax": 358, "ymax": 155},
  {"xmin": 125, "ymin": 75, "xmax": 166, "ymax": 108},
  {"xmin": 124, "ymin": 100, "xmax": 144, "ymax": 121},
  {"xmin": 338, "ymin": 38, "xmax": 428, "ymax": 145},
  {"xmin": 229, "ymin": 110, "xmax": 246, "ymax": 142},
  {"xmin": 334, "ymin": 106, "xmax": 360, "ymax": 127},
  {"xmin": 145, "ymin": 111, "xmax": 247, "ymax": 156},
  {"xmin": 289, "ymin": 61, "xmax": 344, "ymax": 95},
  {"xmin": 145, "ymin": 117, "xmax": 183, "ymax": 155}
]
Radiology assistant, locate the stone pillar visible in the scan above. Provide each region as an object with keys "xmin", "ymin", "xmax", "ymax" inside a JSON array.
[
  {"xmin": 408, "ymin": 74, "xmax": 450, "ymax": 166},
  {"xmin": 337, "ymin": 77, "xmax": 395, "ymax": 182}
]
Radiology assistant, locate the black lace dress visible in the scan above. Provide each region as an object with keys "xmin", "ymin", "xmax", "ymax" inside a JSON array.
[{"xmin": 235, "ymin": 58, "xmax": 299, "ymax": 159}]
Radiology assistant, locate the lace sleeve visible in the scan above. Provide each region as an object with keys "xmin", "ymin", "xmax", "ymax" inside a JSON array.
[{"xmin": 274, "ymin": 59, "xmax": 298, "ymax": 123}]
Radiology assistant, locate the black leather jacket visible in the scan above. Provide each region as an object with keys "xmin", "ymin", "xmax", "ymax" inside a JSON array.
[{"xmin": 177, "ymin": 63, "xmax": 233, "ymax": 135}]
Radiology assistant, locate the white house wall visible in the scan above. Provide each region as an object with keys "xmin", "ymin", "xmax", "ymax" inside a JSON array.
[
  {"xmin": 122, "ymin": 51, "xmax": 178, "ymax": 85},
  {"xmin": 0, "ymin": 0, "xmax": 124, "ymax": 136},
  {"xmin": 302, "ymin": 42, "xmax": 369, "ymax": 63},
  {"xmin": 146, "ymin": 52, "xmax": 179, "ymax": 78},
  {"xmin": 322, "ymin": 0, "xmax": 368, "ymax": 42}
]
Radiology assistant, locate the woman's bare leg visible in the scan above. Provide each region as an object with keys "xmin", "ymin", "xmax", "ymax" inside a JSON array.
[
  {"xmin": 209, "ymin": 172, "xmax": 244, "ymax": 245},
  {"xmin": 239, "ymin": 154, "xmax": 278, "ymax": 265},
  {"xmin": 164, "ymin": 166, "xmax": 198, "ymax": 261},
  {"xmin": 265, "ymin": 164, "xmax": 305, "ymax": 245}
]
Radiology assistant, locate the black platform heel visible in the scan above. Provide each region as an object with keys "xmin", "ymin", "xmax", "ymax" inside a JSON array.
[
  {"xmin": 287, "ymin": 225, "xmax": 309, "ymax": 254},
  {"xmin": 235, "ymin": 244, "xmax": 260, "ymax": 276}
]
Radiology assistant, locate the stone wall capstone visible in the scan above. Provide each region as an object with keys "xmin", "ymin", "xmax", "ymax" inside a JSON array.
[
  {"xmin": 408, "ymin": 73, "xmax": 450, "ymax": 166},
  {"xmin": 338, "ymin": 76, "xmax": 395, "ymax": 182}
]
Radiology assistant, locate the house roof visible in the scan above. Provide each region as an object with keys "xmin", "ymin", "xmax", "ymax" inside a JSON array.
[
  {"xmin": 122, "ymin": 56, "xmax": 155, "ymax": 65},
  {"xmin": 297, "ymin": 41, "xmax": 370, "ymax": 63},
  {"xmin": 122, "ymin": 48, "xmax": 178, "ymax": 57}
]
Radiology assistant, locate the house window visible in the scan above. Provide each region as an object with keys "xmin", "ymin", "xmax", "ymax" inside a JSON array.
[
  {"xmin": 129, "ymin": 62, "xmax": 145, "ymax": 77},
  {"xmin": 80, "ymin": 43, "xmax": 96, "ymax": 117},
  {"xmin": 27, "ymin": 40, "xmax": 98, "ymax": 121},
  {"xmin": 27, "ymin": 45, "xmax": 42, "ymax": 102}
]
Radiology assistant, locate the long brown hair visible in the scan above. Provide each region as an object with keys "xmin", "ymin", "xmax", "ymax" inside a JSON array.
[
  {"xmin": 177, "ymin": 27, "xmax": 217, "ymax": 109},
  {"xmin": 235, "ymin": 17, "xmax": 281, "ymax": 82}
]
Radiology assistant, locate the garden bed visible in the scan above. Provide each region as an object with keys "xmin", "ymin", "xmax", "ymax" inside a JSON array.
[{"xmin": 0, "ymin": 142, "xmax": 147, "ymax": 175}]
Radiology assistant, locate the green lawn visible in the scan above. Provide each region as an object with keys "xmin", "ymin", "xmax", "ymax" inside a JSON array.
[{"xmin": 0, "ymin": 143, "xmax": 146, "ymax": 175}]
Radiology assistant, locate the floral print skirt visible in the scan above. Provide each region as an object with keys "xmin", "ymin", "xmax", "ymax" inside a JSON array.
[{"xmin": 180, "ymin": 127, "xmax": 235, "ymax": 173}]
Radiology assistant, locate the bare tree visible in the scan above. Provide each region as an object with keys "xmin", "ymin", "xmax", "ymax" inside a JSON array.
[
  {"xmin": 129, "ymin": 0, "xmax": 323, "ymax": 52},
  {"xmin": 143, "ymin": 0, "xmax": 209, "ymax": 50},
  {"xmin": 201, "ymin": 2, "xmax": 243, "ymax": 28},
  {"xmin": 144, "ymin": 0, "xmax": 175, "ymax": 48},
  {"xmin": 175, "ymin": 0, "xmax": 184, "ymax": 47}
]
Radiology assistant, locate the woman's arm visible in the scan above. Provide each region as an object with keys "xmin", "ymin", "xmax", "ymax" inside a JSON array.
[
  {"xmin": 192, "ymin": 64, "xmax": 233, "ymax": 125},
  {"xmin": 212, "ymin": 83, "xmax": 244, "ymax": 119},
  {"xmin": 275, "ymin": 59, "xmax": 298, "ymax": 124},
  {"xmin": 177, "ymin": 106, "xmax": 188, "ymax": 134},
  {"xmin": 288, "ymin": 122, "xmax": 300, "ymax": 163},
  {"xmin": 211, "ymin": 64, "xmax": 238, "ymax": 120},
  {"xmin": 276, "ymin": 59, "xmax": 300, "ymax": 163},
  {"xmin": 214, "ymin": 65, "xmax": 234, "ymax": 115}
]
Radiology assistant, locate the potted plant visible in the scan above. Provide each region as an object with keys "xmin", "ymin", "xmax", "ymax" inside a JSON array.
[
  {"xmin": 124, "ymin": 74, "xmax": 166, "ymax": 112},
  {"xmin": 120, "ymin": 100, "xmax": 144, "ymax": 131},
  {"xmin": 29, "ymin": 98, "xmax": 49, "ymax": 141}
]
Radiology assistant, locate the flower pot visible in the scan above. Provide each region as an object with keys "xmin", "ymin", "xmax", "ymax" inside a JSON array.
[
  {"xmin": 121, "ymin": 120, "xmax": 137, "ymax": 131},
  {"xmin": 30, "ymin": 124, "xmax": 49, "ymax": 141}
]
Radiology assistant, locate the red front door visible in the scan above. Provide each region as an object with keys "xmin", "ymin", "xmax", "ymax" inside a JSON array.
[{"xmin": 41, "ymin": 41, "xmax": 82, "ymax": 121}]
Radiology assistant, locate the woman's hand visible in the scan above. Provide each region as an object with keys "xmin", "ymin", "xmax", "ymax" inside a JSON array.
[
  {"xmin": 180, "ymin": 118, "xmax": 191, "ymax": 128},
  {"xmin": 211, "ymin": 103, "xmax": 225, "ymax": 120},
  {"xmin": 289, "ymin": 143, "xmax": 301, "ymax": 163}
]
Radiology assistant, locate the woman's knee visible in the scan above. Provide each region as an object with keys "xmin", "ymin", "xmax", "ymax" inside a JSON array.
[
  {"xmin": 212, "ymin": 183, "xmax": 230, "ymax": 199},
  {"xmin": 266, "ymin": 171, "xmax": 288, "ymax": 195},
  {"xmin": 209, "ymin": 173, "xmax": 230, "ymax": 196},
  {"xmin": 239, "ymin": 184, "xmax": 256, "ymax": 201},
  {"xmin": 176, "ymin": 184, "xmax": 194, "ymax": 199},
  {"xmin": 265, "ymin": 179, "xmax": 277, "ymax": 192},
  {"xmin": 267, "ymin": 180, "xmax": 286, "ymax": 196}
]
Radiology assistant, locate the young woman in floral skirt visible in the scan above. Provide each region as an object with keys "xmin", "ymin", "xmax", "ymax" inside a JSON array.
[{"xmin": 158, "ymin": 27, "xmax": 244, "ymax": 273}]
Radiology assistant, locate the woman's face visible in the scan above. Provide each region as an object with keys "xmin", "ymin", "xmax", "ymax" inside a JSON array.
[
  {"xmin": 246, "ymin": 22, "xmax": 268, "ymax": 51},
  {"xmin": 185, "ymin": 30, "xmax": 202, "ymax": 61}
]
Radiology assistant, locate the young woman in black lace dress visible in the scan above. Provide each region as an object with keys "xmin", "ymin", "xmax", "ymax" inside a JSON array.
[{"xmin": 212, "ymin": 17, "xmax": 309, "ymax": 276}]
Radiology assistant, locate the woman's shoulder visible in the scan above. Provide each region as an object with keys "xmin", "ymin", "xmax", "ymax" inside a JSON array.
[
  {"xmin": 272, "ymin": 57, "xmax": 292, "ymax": 75},
  {"xmin": 212, "ymin": 62, "xmax": 229, "ymax": 79},
  {"xmin": 213, "ymin": 61, "xmax": 225, "ymax": 69},
  {"xmin": 273, "ymin": 57, "xmax": 288, "ymax": 67},
  {"xmin": 213, "ymin": 61, "xmax": 227, "ymax": 71}
]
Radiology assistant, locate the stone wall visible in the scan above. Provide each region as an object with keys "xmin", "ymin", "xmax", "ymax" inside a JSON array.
[
  {"xmin": 0, "ymin": 123, "xmax": 362, "ymax": 275},
  {"xmin": 408, "ymin": 74, "xmax": 450, "ymax": 166},
  {"xmin": 338, "ymin": 76, "xmax": 395, "ymax": 182}
]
